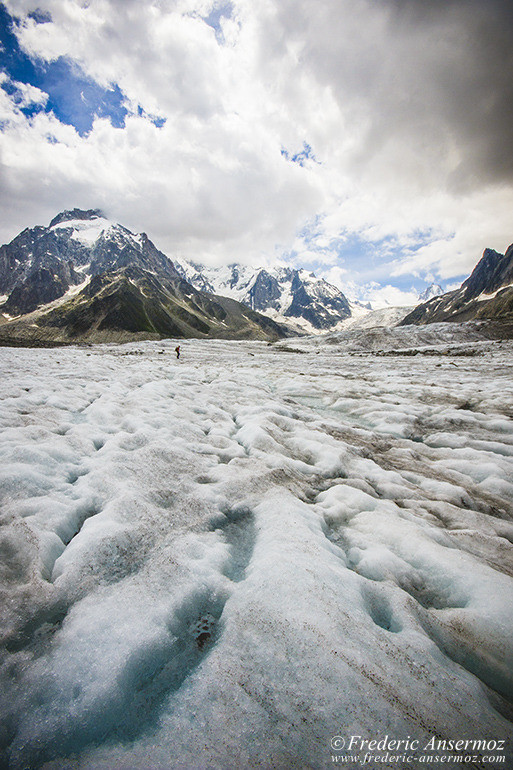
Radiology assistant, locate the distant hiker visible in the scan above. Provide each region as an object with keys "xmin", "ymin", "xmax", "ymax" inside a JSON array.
[{"xmin": 175, "ymin": 345, "xmax": 180, "ymax": 359}]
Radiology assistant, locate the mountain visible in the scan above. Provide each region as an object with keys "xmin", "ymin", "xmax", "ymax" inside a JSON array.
[
  {"xmin": 0, "ymin": 210, "xmax": 287, "ymax": 344},
  {"xmin": 401, "ymin": 244, "xmax": 513, "ymax": 326},
  {"xmin": 174, "ymin": 260, "xmax": 351, "ymax": 333},
  {"xmin": 418, "ymin": 283, "xmax": 443, "ymax": 302}
]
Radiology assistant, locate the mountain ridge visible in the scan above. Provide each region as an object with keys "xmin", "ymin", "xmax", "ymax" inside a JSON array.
[
  {"xmin": 0, "ymin": 211, "xmax": 287, "ymax": 344},
  {"xmin": 174, "ymin": 259, "xmax": 352, "ymax": 333},
  {"xmin": 401, "ymin": 243, "xmax": 513, "ymax": 326}
]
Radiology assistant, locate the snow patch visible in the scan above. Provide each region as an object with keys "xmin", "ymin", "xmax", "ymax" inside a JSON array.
[
  {"xmin": 51, "ymin": 217, "xmax": 114, "ymax": 246},
  {"xmin": 475, "ymin": 282, "xmax": 513, "ymax": 302}
]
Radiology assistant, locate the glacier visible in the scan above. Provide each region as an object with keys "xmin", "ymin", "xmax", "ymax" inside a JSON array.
[{"xmin": 0, "ymin": 324, "xmax": 512, "ymax": 769}]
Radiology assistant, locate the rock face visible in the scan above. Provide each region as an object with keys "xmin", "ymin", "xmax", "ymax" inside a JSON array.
[
  {"xmin": 0, "ymin": 211, "xmax": 287, "ymax": 343},
  {"xmin": 175, "ymin": 261, "xmax": 351, "ymax": 332},
  {"xmin": 0, "ymin": 224, "xmax": 85, "ymax": 314},
  {"xmin": 247, "ymin": 269, "xmax": 283, "ymax": 312},
  {"xmin": 48, "ymin": 208, "xmax": 104, "ymax": 227},
  {"xmin": 401, "ymin": 244, "xmax": 513, "ymax": 326},
  {"xmin": 462, "ymin": 246, "xmax": 513, "ymax": 299}
]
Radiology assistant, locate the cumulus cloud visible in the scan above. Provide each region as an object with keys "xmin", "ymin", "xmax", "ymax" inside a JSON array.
[
  {"xmin": 359, "ymin": 284, "xmax": 419, "ymax": 309},
  {"xmin": 0, "ymin": 0, "xmax": 512, "ymax": 289},
  {"xmin": 320, "ymin": 269, "xmax": 418, "ymax": 308},
  {"xmin": 0, "ymin": 0, "xmax": 328, "ymax": 264}
]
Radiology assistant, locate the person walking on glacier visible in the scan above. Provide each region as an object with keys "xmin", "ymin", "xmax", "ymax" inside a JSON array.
[{"xmin": 175, "ymin": 345, "xmax": 180, "ymax": 359}]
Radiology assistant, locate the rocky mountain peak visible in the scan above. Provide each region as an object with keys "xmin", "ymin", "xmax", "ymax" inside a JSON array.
[
  {"xmin": 418, "ymin": 283, "xmax": 443, "ymax": 302},
  {"xmin": 0, "ymin": 211, "xmax": 286, "ymax": 342},
  {"xmin": 400, "ymin": 240, "xmax": 513, "ymax": 326},
  {"xmin": 49, "ymin": 209, "xmax": 106, "ymax": 228},
  {"xmin": 462, "ymin": 247, "xmax": 510, "ymax": 300},
  {"xmin": 174, "ymin": 259, "xmax": 351, "ymax": 333}
]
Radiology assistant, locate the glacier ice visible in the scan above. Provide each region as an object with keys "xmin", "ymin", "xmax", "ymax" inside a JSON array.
[{"xmin": 0, "ymin": 326, "xmax": 512, "ymax": 768}]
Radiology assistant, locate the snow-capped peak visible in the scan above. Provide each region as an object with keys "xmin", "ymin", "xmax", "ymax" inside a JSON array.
[
  {"xmin": 174, "ymin": 259, "xmax": 351, "ymax": 333},
  {"xmin": 418, "ymin": 283, "xmax": 443, "ymax": 302},
  {"xmin": 49, "ymin": 209, "xmax": 144, "ymax": 249}
]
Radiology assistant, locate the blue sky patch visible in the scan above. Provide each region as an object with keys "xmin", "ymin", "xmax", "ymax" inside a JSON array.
[
  {"xmin": 27, "ymin": 8, "xmax": 52, "ymax": 24},
  {"xmin": 0, "ymin": 3, "xmax": 128, "ymax": 135},
  {"xmin": 285, "ymin": 224, "xmax": 463, "ymax": 295},
  {"xmin": 281, "ymin": 142, "xmax": 319, "ymax": 167},
  {"xmin": 202, "ymin": 2, "xmax": 233, "ymax": 44},
  {"xmin": 136, "ymin": 104, "xmax": 166, "ymax": 128}
]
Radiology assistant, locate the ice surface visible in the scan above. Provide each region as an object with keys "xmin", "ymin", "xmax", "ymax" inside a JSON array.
[{"xmin": 0, "ymin": 326, "xmax": 512, "ymax": 768}]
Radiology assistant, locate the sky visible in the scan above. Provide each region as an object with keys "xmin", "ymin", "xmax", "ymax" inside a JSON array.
[{"xmin": 0, "ymin": 0, "xmax": 512, "ymax": 307}]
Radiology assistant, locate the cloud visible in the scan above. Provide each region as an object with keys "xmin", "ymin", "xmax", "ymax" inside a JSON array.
[
  {"xmin": 0, "ymin": 0, "xmax": 511, "ymax": 292},
  {"xmin": 385, "ymin": 0, "xmax": 513, "ymax": 188},
  {"xmin": 319, "ymin": 268, "xmax": 418, "ymax": 308},
  {"xmin": 0, "ymin": 73, "xmax": 48, "ymax": 109},
  {"xmin": 272, "ymin": 0, "xmax": 513, "ymax": 190},
  {"xmin": 0, "ymin": 0, "xmax": 326, "ymax": 263},
  {"xmin": 361, "ymin": 284, "xmax": 419, "ymax": 309}
]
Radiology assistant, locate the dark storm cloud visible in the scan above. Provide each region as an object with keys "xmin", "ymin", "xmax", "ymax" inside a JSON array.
[
  {"xmin": 385, "ymin": 0, "xmax": 513, "ymax": 187},
  {"xmin": 389, "ymin": 0, "xmax": 513, "ymax": 26},
  {"xmin": 273, "ymin": 0, "xmax": 513, "ymax": 191}
]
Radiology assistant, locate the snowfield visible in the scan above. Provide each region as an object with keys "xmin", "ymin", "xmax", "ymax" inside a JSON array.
[{"xmin": 1, "ymin": 325, "xmax": 513, "ymax": 769}]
